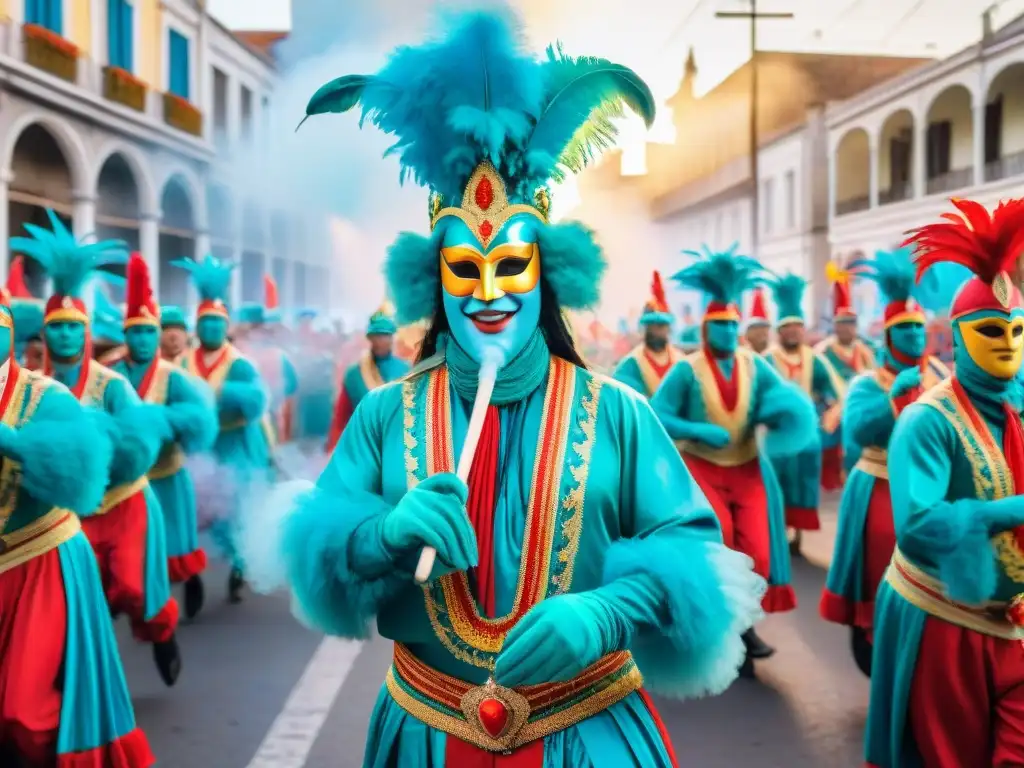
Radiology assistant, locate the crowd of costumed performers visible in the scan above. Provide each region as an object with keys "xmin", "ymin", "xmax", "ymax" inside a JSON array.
[
  {"xmin": 612, "ymin": 271, "xmax": 685, "ymax": 397},
  {"xmin": 649, "ymin": 245, "xmax": 813, "ymax": 673},
  {"xmin": 243, "ymin": 8, "xmax": 765, "ymax": 767}
]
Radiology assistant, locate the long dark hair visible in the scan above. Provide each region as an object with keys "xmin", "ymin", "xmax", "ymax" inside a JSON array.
[{"xmin": 417, "ymin": 277, "xmax": 588, "ymax": 369}]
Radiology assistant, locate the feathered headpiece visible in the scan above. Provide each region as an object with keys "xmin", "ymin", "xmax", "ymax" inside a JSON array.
[
  {"xmin": 171, "ymin": 254, "xmax": 235, "ymax": 320},
  {"xmin": 903, "ymin": 197, "xmax": 1024, "ymax": 319},
  {"xmin": 300, "ymin": 7, "xmax": 656, "ymax": 324},
  {"xmin": 769, "ymin": 273, "xmax": 808, "ymax": 327},
  {"xmin": 825, "ymin": 261, "xmax": 856, "ymax": 321},
  {"xmin": 745, "ymin": 287, "xmax": 770, "ymax": 329},
  {"xmin": 673, "ymin": 243, "xmax": 766, "ymax": 322},
  {"xmin": 7, "ymin": 256, "xmax": 39, "ymax": 302},
  {"xmin": 850, "ymin": 247, "xmax": 925, "ymax": 329},
  {"xmin": 263, "ymin": 274, "xmax": 282, "ymax": 324},
  {"xmin": 160, "ymin": 305, "xmax": 188, "ymax": 330},
  {"xmin": 7, "ymin": 255, "xmax": 40, "ymax": 344},
  {"xmin": 640, "ymin": 271, "xmax": 673, "ymax": 325},
  {"xmin": 10, "ymin": 209, "xmax": 128, "ymax": 325},
  {"xmin": 124, "ymin": 252, "xmax": 159, "ymax": 328},
  {"xmin": 367, "ymin": 299, "xmax": 398, "ymax": 336},
  {"xmin": 92, "ymin": 284, "xmax": 125, "ymax": 345}
]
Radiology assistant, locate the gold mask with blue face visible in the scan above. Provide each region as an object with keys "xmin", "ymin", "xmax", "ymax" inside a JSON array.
[{"xmin": 433, "ymin": 163, "xmax": 549, "ymax": 364}]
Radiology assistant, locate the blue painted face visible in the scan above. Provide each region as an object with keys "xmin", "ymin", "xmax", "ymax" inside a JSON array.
[
  {"xmin": 438, "ymin": 213, "xmax": 542, "ymax": 364},
  {"xmin": 0, "ymin": 318, "xmax": 12, "ymax": 364},
  {"xmin": 44, "ymin": 321, "xmax": 86, "ymax": 361},
  {"xmin": 705, "ymin": 319, "xmax": 739, "ymax": 356},
  {"xmin": 126, "ymin": 325, "xmax": 160, "ymax": 363},
  {"xmin": 197, "ymin": 316, "xmax": 228, "ymax": 349},
  {"xmin": 888, "ymin": 321, "xmax": 927, "ymax": 362}
]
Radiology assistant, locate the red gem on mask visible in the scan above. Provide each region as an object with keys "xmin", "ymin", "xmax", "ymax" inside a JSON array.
[
  {"xmin": 479, "ymin": 220, "xmax": 493, "ymax": 239},
  {"xmin": 475, "ymin": 176, "xmax": 494, "ymax": 210},
  {"xmin": 478, "ymin": 697, "xmax": 509, "ymax": 737}
]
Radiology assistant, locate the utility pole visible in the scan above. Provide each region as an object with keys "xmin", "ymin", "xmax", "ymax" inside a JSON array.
[{"xmin": 715, "ymin": 1, "xmax": 793, "ymax": 261}]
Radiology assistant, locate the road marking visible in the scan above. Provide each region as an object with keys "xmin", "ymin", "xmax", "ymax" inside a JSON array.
[{"xmin": 245, "ymin": 637, "xmax": 364, "ymax": 768}]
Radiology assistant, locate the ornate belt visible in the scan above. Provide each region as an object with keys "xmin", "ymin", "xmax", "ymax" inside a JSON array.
[
  {"xmin": 886, "ymin": 547, "xmax": 1022, "ymax": 639},
  {"xmin": 385, "ymin": 643, "xmax": 642, "ymax": 752},
  {"xmin": 0, "ymin": 508, "xmax": 81, "ymax": 575},
  {"xmin": 97, "ymin": 476, "xmax": 148, "ymax": 515},
  {"xmin": 854, "ymin": 446, "xmax": 888, "ymax": 480},
  {"xmin": 149, "ymin": 445, "xmax": 185, "ymax": 480},
  {"xmin": 680, "ymin": 437, "xmax": 759, "ymax": 468}
]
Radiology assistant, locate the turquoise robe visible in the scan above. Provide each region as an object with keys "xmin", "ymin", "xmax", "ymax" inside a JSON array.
[
  {"xmin": 814, "ymin": 337, "xmax": 876, "ymax": 458},
  {"xmin": 62, "ymin": 359, "xmax": 173, "ymax": 622},
  {"xmin": 327, "ymin": 352, "xmax": 411, "ymax": 452},
  {"xmin": 766, "ymin": 345, "xmax": 837, "ymax": 518},
  {"xmin": 866, "ymin": 377, "xmax": 1024, "ymax": 766},
  {"xmin": 296, "ymin": 351, "xmax": 336, "ymax": 441},
  {"xmin": 265, "ymin": 355, "xmax": 764, "ymax": 767},
  {"xmin": 0, "ymin": 365, "xmax": 144, "ymax": 758},
  {"xmin": 182, "ymin": 344, "xmax": 272, "ymax": 570},
  {"xmin": 114, "ymin": 357, "xmax": 218, "ymax": 577},
  {"xmin": 611, "ymin": 345, "xmax": 684, "ymax": 398}
]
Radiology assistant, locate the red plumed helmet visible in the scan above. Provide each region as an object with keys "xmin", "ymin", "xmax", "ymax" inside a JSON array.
[
  {"xmin": 264, "ymin": 274, "xmax": 279, "ymax": 310},
  {"xmin": 746, "ymin": 287, "xmax": 769, "ymax": 326},
  {"xmin": 124, "ymin": 252, "xmax": 160, "ymax": 327}
]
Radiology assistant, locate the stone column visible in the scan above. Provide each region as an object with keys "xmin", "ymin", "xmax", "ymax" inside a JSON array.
[
  {"xmin": 139, "ymin": 212, "xmax": 160, "ymax": 299},
  {"xmin": 868, "ymin": 133, "xmax": 879, "ymax": 209},
  {"xmin": 72, "ymin": 193, "xmax": 97, "ymax": 241},
  {"xmin": 0, "ymin": 169, "xmax": 11, "ymax": 286},
  {"xmin": 913, "ymin": 117, "xmax": 926, "ymax": 198},
  {"xmin": 973, "ymin": 100, "xmax": 985, "ymax": 186}
]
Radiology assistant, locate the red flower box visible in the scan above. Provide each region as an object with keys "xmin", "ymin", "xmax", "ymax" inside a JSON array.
[
  {"xmin": 163, "ymin": 92, "xmax": 203, "ymax": 137},
  {"xmin": 23, "ymin": 23, "xmax": 79, "ymax": 83},
  {"xmin": 103, "ymin": 66, "xmax": 147, "ymax": 112}
]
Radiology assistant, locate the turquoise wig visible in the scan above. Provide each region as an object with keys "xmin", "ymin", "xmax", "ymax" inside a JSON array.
[
  {"xmin": 850, "ymin": 247, "xmax": 919, "ymax": 307},
  {"xmin": 299, "ymin": 7, "xmax": 656, "ymax": 324},
  {"xmin": 672, "ymin": 244, "xmax": 767, "ymax": 312},
  {"xmin": 9, "ymin": 209, "xmax": 128, "ymax": 304},
  {"xmin": 160, "ymin": 305, "xmax": 188, "ymax": 330},
  {"xmin": 171, "ymin": 254, "xmax": 235, "ymax": 311},
  {"xmin": 769, "ymin": 273, "xmax": 808, "ymax": 326},
  {"xmin": 92, "ymin": 285, "xmax": 125, "ymax": 344}
]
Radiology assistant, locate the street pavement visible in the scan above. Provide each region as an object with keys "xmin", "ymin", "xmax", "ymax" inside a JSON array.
[{"xmin": 116, "ymin": 494, "xmax": 863, "ymax": 768}]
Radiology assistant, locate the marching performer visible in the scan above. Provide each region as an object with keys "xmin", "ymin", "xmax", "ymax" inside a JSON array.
[
  {"xmin": 7, "ymin": 255, "xmax": 44, "ymax": 370},
  {"xmin": 324, "ymin": 301, "xmax": 409, "ymax": 453},
  {"xmin": 815, "ymin": 263, "xmax": 877, "ymax": 492},
  {"xmin": 866, "ymin": 199, "xmax": 1024, "ymax": 766},
  {"xmin": 819, "ymin": 247, "xmax": 948, "ymax": 677},
  {"xmin": 742, "ymin": 287, "xmax": 771, "ymax": 354},
  {"xmin": 291, "ymin": 309, "xmax": 337, "ymax": 447},
  {"xmin": 245, "ymin": 10, "xmax": 764, "ymax": 766},
  {"xmin": 92, "ymin": 282, "xmax": 129, "ymax": 366},
  {"xmin": 612, "ymin": 271, "xmax": 684, "ymax": 397},
  {"xmin": 112, "ymin": 254, "xmax": 219, "ymax": 619},
  {"xmin": 766, "ymin": 273, "xmax": 839, "ymax": 552},
  {"xmin": 160, "ymin": 305, "xmax": 190, "ymax": 364},
  {"xmin": 174, "ymin": 254, "xmax": 272, "ymax": 603},
  {"xmin": 14, "ymin": 211, "xmax": 182, "ymax": 686},
  {"xmin": 0, "ymin": 275, "xmax": 155, "ymax": 766},
  {"xmin": 652, "ymin": 246, "xmax": 814, "ymax": 668}
]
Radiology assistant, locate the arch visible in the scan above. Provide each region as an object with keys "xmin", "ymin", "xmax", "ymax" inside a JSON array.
[
  {"xmin": 834, "ymin": 128, "xmax": 870, "ymax": 216},
  {"xmin": 91, "ymin": 140, "xmax": 157, "ymax": 217},
  {"xmin": 155, "ymin": 165, "xmax": 203, "ymax": 221},
  {"xmin": 95, "ymin": 152, "xmax": 142, "ymax": 253},
  {"xmin": 924, "ymin": 84, "xmax": 974, "ymax": 193},
  {"xmin": 158, "ymin": 174, "xmax": 197, "ymax": 307},
  {"xmin": 982, "ymin": 62, "xmax": 1024, "ymax": 183},
  {"xmin": 877, "ymin": 109, "xmax": 914, "ymax": 205},
  {"xmin": 3, "ymin": 111, "xmax": 89, "ymax": 193}
]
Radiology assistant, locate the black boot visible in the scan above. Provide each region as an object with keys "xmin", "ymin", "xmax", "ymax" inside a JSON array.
[
  {"xmin": 184, "ymin": 575, "xmax": 205, "ymax": 619},
  {"xmin": 742, "ymin": 628, "xmax": 776, "ymax": 659},
  {"xmin": 738, "ymin": 654, "xmax": 756, "ymax": 679},
  {"xmin": 789, "ymin": 530, "xmax": 803, "ymax": 558},
  {"xmin": 851, "ymin": 626, "xmax": 873, "ymax": 677},
  {"xmin": 153, "ymin": 634, "xmax": 182, "ymax": 687},
  {"xmin": 228, "ymin": 568, "xmax": 245, "ymax": 604}
]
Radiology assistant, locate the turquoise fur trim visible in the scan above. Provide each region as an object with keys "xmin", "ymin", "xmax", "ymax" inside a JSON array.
[
  {"xmin": 92, "ymin": 287, "xmax": 124, "ymax": 343},
  {"xmin": 639, "ymin": 311, "xmax": 673, "ymax": 326},
  {"xmin": 603, "ymin": 536, "xmax": 764, "ymax": 698},
  {"xmin": 165, "ymin": 371, "xmax": 218, "ymax": 454},
  {"xmin": 673, "ymin": 244, "xmax": 766, "ymax": 306},
  {"xmin": 171, "ymin": 254, "xmax": 234, "ymax": 303},
  {"xmin": 536, "ymin": 221, "xmax": 606, "ymax": 310},
  {"xmin": 110, "ymin": 403, "xmax": 172, "ymax": 486},
  {"xmin": 386, "ymin": 231, "xmax": 442, "ymax": 324},
  {"xmin": 769, "ymin": 273, "xmax": 807, "ymax": 322},
  {"xmin": 758, "ymin": 379, "xmax": 819, "ymax": 458},
  {"xmin": 221, "ymin": 380, "xmax": 268, "ymax": 422},
  {"xmin": 11, "ymin": 300, "xmax": 43, "ymax": 343},
  {"xmin": 160, "ymin": 305, "xmax": 188, "ymax": 329}
]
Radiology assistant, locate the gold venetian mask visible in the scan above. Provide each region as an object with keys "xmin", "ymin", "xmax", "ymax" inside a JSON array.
[{"xmin": 959, "ymin": 314, "xmax": 1024, "ymax": 379}]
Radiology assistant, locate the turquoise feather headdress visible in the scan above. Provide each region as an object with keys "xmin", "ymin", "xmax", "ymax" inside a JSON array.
[
  {"xmin": 672, "ymin": 244, "xmax": 767, "ymax": 321},
  {"xmin": 769, "ymin": 272, "xmax": 808, "ymax": 326},
  {"xmin": 9, "ymin": 209, "xmax": 128, "ymax": 324},
  {"xmin": 171, "ymin": 254, "xmax": 235, "ymax": 319},
  {"xmin": 299, "ymin": 7, "xmax": 656, "ymax": 324},
  {"xmin": 850, "ymin": 247, "xmax": 927, "ymax": 327},
  {"xmin": 92, "ymin": 283, "xmax": 125, "ymax": 344}
]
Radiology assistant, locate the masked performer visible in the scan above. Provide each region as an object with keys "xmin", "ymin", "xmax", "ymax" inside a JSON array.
[
  {"xmin": 819, "ymin": 248, "xmax": 949, "ymax": 678},
  {"xmin": 613, "ymin": 271, "xmax": 683, "ymax": 397},
  {"xmin": 7, "ymin": 255, "xmax": 45, "ymax": 371},
  {"xmin": 651, "ymin": 246, "xmax": 813, "ymax": 669},
  {"xmin": 160, "ymin": 305, "xmax": 190, "ymax": 364},
  {"xmin": 175, "ymin": 254, "xmax": 272, "ymax": 603},
  {"xmin": 245, "ymin": 10, "xmax": 764, "ymax": 767},
  {"xmin": 291, "ymin": 310, "xmax": 336, "ymax": 447},
  {"xmin": 324, "ymin": 301, "xmax": 409, "ymax": 453},
  {"xmin": 13, "ymin": 212, "xmax": 181, "ymax": 690},
  {"xmin": 865, "ymin": 198, "xmax": 1024, "ymax": 768},
  {"xmin": 110, "ymin": 254, "xmax": 218, "ymax": 620},
  {"xmin": 743, "ymin": 287, "xmax": 771, "ymax": 354},
  {"xmin": 815, "ymin": 264, "xmax": 877, "ymax": 492},
  {"xmin": 766, "ymin": 273, "xmax": 838, "ymax": 552}
]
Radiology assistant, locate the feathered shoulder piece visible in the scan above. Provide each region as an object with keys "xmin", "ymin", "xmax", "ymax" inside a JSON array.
[
  {"xmin": 673, "ymin": 243, "xmax": 766, "ymax": 320},
  {"xmin": 172, "ymin": 254, "xmax": 234, "ymax": 320},
  {"xmin": 903, "ymin": 197, "xmax": 1024, "ymax": 316},
  {"xmin": 850, "ymin": 247, "xmax": 916, "ymax": 303}
]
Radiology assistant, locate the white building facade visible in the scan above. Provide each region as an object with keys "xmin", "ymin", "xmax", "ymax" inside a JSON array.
[{"xmin": 0, "ymin": 0, "xmax": 334, "ymax": 312}]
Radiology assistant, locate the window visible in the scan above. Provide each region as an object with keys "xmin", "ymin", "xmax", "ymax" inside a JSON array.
[
  {"xmin": 926, "ymin": 121, "xmax": 951, "ymax": 179},
  {"xmin": 784, "ymin": 170, "xmax": 795, "ymax": 229},
  {"xmin": 212, "ymin": 67, "xmax": 228, "ymax": 142},
  {"xmin": 107, "ymin": 0, "xmax": 134, "ymax": 72},
  {"xmin": 762, "ymin": 178, "xmax": 775, "ymax": 234},
  {"xmin": 985, "ymin": 96, "xmax": 1003, "ymax": 165},
  {"xmin": 889, "ymin": 130, "xmax": 912, "ymax": 187},
  {"xmin": 240, "ymin": 86, "xmax": 253, "ymax": 142},
  {"xmin": 168, "ymin": 29, "xmax": 190, "ymax": 99},
  {"xmin": 25, "ymin": 0, "xmax": 62, "ymax": 33}
]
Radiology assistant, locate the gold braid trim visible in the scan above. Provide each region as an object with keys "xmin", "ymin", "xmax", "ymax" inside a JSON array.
[
  {"xmin": 97, "ymin": 477, "xmax": 148, "ymax": 515},
  {"xmin": 0, "ymin": 508, "xmax": 80, "ymax": 575}
]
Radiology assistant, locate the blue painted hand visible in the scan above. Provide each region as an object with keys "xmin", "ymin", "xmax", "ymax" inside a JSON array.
[{"xmin": 890, "ymin": 366, "xmax": 922, "ymax": 398}]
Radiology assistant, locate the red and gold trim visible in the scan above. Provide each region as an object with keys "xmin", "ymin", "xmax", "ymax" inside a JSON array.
[
  {"xmin": 884, "ymin": 298, "xmax": 926, "ymax": 328},
  {"xmin": 124, "ymin": 305, "xmax": 160, "ymax": 328},
  {"xmin": 776, "ymin": 315, "xmax": 804, "ymax": 327},
  {"xmin": 703, "ymin": 301, "xmax": 741, "ymax": 322},
  {"xmin": 950, "ymin": 271, "xmax": 1023, "ymax": 320},
  {"xmin": 196, "ymin": 298, "xmax": 230, "ymax": 320},
  {"xmin": 0, "ymin": 507, "xmax": 81, "ymax": 575},
  {"xmin": 44, "ymin": 294, "xmax": 89, "ymax": 325}
]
